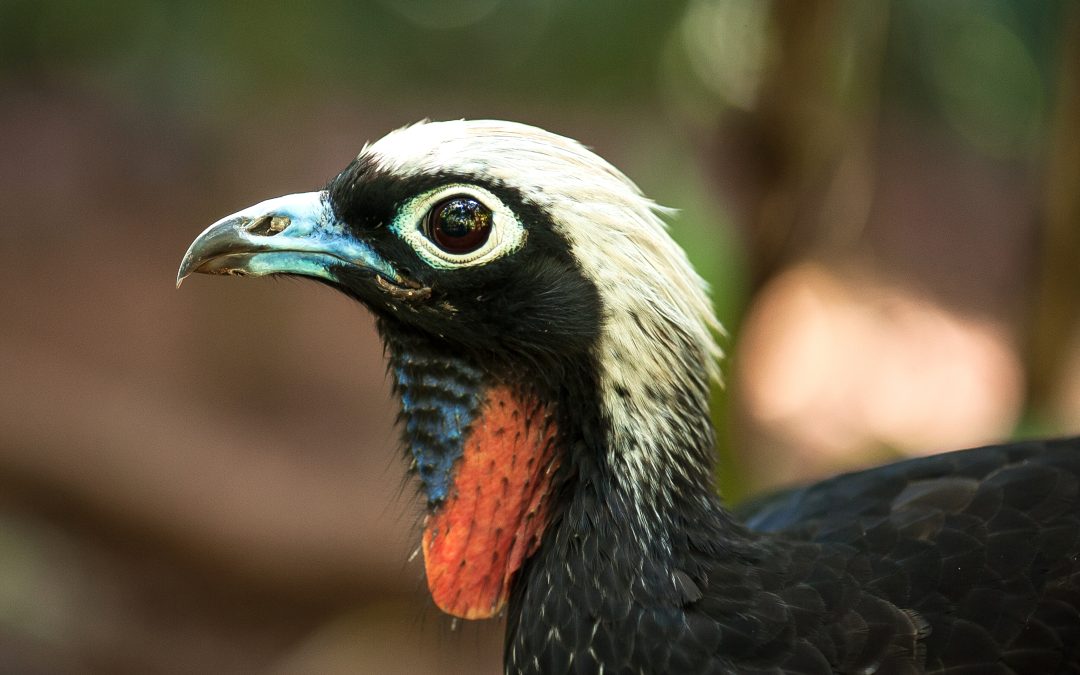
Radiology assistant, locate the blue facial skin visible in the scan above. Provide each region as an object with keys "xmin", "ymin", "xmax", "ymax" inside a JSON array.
[{"xmin": 392, "ymin": 351, "xmax": 486, "ymax": 504}]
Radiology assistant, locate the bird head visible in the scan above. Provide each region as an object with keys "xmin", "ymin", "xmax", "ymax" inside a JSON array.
[{"xmin": 179, "ymin": 120, "xmax": 722, "ymax": 619}]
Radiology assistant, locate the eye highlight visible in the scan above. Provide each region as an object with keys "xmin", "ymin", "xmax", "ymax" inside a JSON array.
[{"xmin": 426, "ymin": 197, "xmax": 493, "ymax": 254}]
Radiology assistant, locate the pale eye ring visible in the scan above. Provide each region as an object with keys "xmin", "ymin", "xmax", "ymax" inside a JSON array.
[
  {"xmin": 393, "ymin": 184, "xmax": 524, "ymax": 269},
  {"xmin": 424, "ymin": 196, "xmax": 493, "ymax": 254}
]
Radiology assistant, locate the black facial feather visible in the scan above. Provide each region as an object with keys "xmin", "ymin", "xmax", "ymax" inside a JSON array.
[{"xmin": 325, "ymin": 155, "xmax": 603, "ymax": 366}]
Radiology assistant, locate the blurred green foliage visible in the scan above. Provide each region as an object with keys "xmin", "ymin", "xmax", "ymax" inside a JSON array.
[
  {"xmin": 888, "ymin": 0, "xmax": 1069, "ymax": 158},
  {"xmin": 0, "ymin": 0, "xmax": 685, "ymax": 114}
]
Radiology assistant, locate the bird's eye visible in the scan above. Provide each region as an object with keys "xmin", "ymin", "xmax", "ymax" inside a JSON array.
[{"xmin": 426, "ymin": 197, "xmax": 493, "ymax": 254}]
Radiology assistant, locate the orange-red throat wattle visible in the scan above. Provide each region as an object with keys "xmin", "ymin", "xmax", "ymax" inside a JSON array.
[{"xmin": 421, "ymin": 386, "xmax": 561, "ymax": 619}]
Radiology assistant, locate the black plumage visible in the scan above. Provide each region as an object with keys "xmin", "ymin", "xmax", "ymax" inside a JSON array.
[
  {"xmin": 507, "ymin": 438, "xmax": 1080, "ymax": 674},
  {"xmin": 178, "ymin": 120, "xmax": 1080, "ymax": 674}
]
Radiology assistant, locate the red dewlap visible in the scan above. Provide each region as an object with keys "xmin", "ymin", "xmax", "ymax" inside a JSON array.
[{"xmin": 421, "ymin": 386, "xmax": 560, "ymax": 619}]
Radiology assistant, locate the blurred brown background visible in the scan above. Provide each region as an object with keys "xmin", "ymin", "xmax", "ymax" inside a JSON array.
[{"xmin": 1, "ymin": 0, "xmax": 1078, "ymax": 672}]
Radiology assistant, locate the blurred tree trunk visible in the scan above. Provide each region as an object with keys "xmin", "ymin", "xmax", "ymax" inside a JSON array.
[
  {"xmin": 737, "ymin": 0, "xmax": 890, "ymax": 289},
  {"xmin": 1028, "ymin": 3, "xmax": 1080, "ymax": 418}
]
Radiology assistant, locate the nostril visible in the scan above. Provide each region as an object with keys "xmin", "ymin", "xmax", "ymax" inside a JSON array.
[{"xmin": 245, "ymin": 215, "xmax": 290, "ymax": 236}]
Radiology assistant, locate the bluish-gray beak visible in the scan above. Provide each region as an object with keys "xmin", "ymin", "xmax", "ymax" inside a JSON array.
[{"xmin": 177, "ymin": 191, "xmax": 398, "ymax": 288}]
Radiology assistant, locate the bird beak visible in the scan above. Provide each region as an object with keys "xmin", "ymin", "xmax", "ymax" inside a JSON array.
[{"xmin": 177, "ymin": 190, "xmax": 399, "ymax": 289}]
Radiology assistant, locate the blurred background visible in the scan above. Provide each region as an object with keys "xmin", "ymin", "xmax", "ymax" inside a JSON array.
[{"xmin": 1, "ymin": 0, "xmax": 1078, "ymax": 672}]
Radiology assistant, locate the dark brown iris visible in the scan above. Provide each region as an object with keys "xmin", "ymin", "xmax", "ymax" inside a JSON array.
[{"xmin": 426, "ymin": 197, "xmax": 493, "ymax": 254}]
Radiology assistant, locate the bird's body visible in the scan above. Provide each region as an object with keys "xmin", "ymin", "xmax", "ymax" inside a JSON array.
[
  {"xmin": 179, "ymin": 120, "xmax": 1080, "ymax": 674},
  {"xmin": 510, "ymin": 437, "xmax": 1080, "ymax": 674}
]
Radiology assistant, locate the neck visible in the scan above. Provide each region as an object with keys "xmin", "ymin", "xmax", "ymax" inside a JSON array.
[
  {"xmin": 505, "ymin": 383, "xmax": 752, "ymax": 673},
  {"xmin": 590, "ymin": 320, "xmax": 721, "ymax": 520},
  {"xmin": 382, "ymin": 311, "xmax": 731, "ymax": 526},
  {"xmin": 564, "ymin": 382, "xmax": 739, "ymax": 563},
  {"xmin": 381, "ymin": 315, "xmax": 746, "ymax": 611}
]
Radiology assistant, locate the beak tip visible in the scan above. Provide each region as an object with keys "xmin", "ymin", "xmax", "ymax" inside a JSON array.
[{"xmin": 176, "ymin": 254, "xmax": 198, "ymax": 289}]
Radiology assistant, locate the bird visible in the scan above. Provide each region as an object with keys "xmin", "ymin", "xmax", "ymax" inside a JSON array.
[{"xmin": 178, "ymin": 120, "xmax": 1080, "ymax": 674}]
